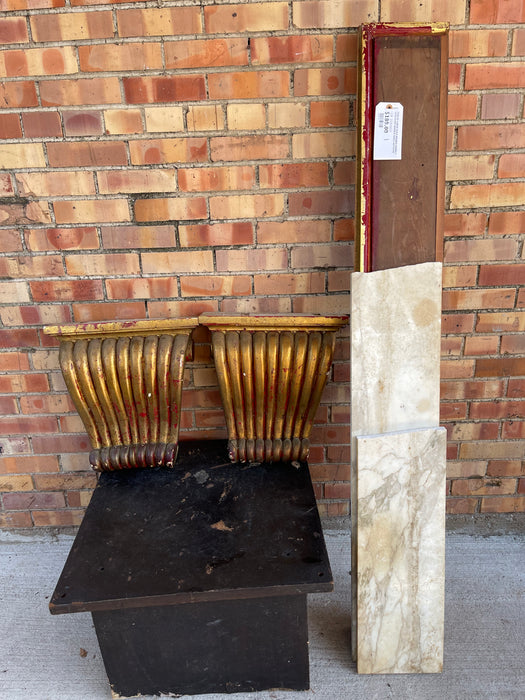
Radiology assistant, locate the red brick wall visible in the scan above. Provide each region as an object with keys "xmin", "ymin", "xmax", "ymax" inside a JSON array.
[{"xmin": 0, "ymin": 0, "xmax": 523, "ymax": 527}]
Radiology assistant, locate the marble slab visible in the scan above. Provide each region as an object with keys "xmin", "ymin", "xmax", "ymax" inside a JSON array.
[
  {"xmin": 355, "ymin": 427, "xmax": 446, "ymax": 674},
  {"xmin": 350, "ymin": 262, "xmax": 443, "ymax": 663}
]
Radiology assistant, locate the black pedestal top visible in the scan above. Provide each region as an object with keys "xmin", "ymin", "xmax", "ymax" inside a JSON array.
[{"xmin": 50, "ymin": 440, "xmax": 333, "ymax": 614}]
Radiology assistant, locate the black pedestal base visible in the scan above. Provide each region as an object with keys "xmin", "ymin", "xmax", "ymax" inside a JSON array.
[{"xmin": 94, "ymin": 595, "xmax": 309, "ymax": 697}]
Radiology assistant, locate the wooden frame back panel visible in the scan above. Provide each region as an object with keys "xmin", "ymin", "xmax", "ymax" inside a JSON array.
[{"xmin": 356, "ymin": 24, "xmax": 448, "ymax": 272}]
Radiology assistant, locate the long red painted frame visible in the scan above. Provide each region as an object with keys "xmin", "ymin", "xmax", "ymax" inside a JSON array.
[{"xmin": 355, "ymin": 22, "xmax": 449, "ymax": 272}]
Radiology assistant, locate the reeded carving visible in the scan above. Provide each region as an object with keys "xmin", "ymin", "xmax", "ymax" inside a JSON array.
[
  {"xmin": 200, "ymin": 314, "xmax": 348, "ymax": 463},
  {"xmin": 44, "ymin": 319, "xmax": 199, "ymax": 471}
]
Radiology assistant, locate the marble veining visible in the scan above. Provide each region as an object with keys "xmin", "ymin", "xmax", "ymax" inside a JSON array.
[{"xmin": 356, "ymin": 427, "xmax": 446, "ymax": 674}]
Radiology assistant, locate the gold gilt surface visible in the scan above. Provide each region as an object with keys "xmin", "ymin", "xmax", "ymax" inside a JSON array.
[
  {"xmin": 205, "ymin": 315, "xmax": 348, "ymax": 463},
  {"xmin": 44, "ymin": 319, "xmax": 199, "ymax": 471}
]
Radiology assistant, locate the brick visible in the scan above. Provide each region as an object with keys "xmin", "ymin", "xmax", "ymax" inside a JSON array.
[
  {"xmin": 0, "ymin": 476, "xmax": 34, "ymax": 495},
  {"xmin": 54, "ymin": 199, "xmax": 130, "ymax": 225},
  {"xmin": 0, "ymin": 231, "xmax": 22, "ymax": 253},
  {"xmin": 16, "ymin": 171, "xmax": 95, "ymax": 198},
  {"xmin": 40, "ymin": 77, "xmax": 121, "ymax": 107},
  {"xmin": 48, "ymin": 141, "xmax": 128, "ymax": 169},
  {"xmin": 0, "ymin": 254, "xmax": 63, "ymax": 278},
  {"xmin": 328, "ymin": 271, "xmax": 350, "ymax": 293},
  {"xmin": 165, "ymin": 38, "xmax": 248, "ymax": 69},
  {"xmin": 450, "ymin": 422, "xmax": 499, "ymax": 442},
  {"xmin": 0, "ymin": 512, "xmax": 32, "ymax": 528},
  {"xmin": 227, "ymin": 103, "xmax": 265, "ymax": 130},
  {"xmin": 65, "ymin": 253, "xmax": 139, "ymax": 277},
  {"xmin": 187, "ymin": 105, "xmax": 224, "ymax": 132},
  {"xmin": 0, "ymin": 173, "xmax": 14, "ymax": 196},
  {"xmin": 258, "ymin": 220, "xmax": 331, "ymax": 244},
  {"xmin": 503, "ymin": 422, "xmax": 525, "ymax": 440},
  {"xmin": 31, "ymin": 11, "xmax": 113, "ymax": 41},
  {"xmin": 444, "ymin": 212, "xmax": 487, "ymax": 237},
  {"xmin": 144, "ymin": 106, "xmax": 184, "ymax": 133},
  {"xmin": 513, "ymin": 28, "xmax": 525, "ymax": 55},
  {"xmin": 30, "ymin": 279, "xmax": 103, "ymax": 302},
  {"xmin": 25, "ymin": 227, "xmax": 98, "ymax": 252},
  {"xmin": 333, "ymin": 162, "xmax": 356, "ymax": 186},
  {"xmin": 450, "ymin": 29, "xmax": 508, "ymax": 57},
  {"xmin": 179, "ymin": 166, "xmax": 255, "ymax": 192},
  {"xmin": 66, "ymin": 491, "xmax": 92, "ymax": 509},
  {"xmin": 460, "ymin": 441, "xmax": 525, "ymax": 460},
  {"xmin": 291, "ymin": 244, "xmax": 353, "ymax": 269},
  {"xmin": 480, "ymin": 497, "xmax": 525, "ymax": 513},
  {"xmin": 441, "ymin": 379, "xmax": 505, "ymax": 400},
  {"xmin": 63, "ymin": 110, "xmax": 103, "ymax": 136},
  {"xmin": 31, "ymin": 349, "xmax": 59, "ymax": 371},
  {"xmin": 477, "ymin": 312, "xmax": 525, "ymax": 333},
  {"xmin": 448, "ymin": 64, "xmax": 461, "ymax": 91},
  {"xmin": 0, "ymin": 113, "xmax": 22, "ymax": 139},
  {"xmin": 179, "ymin": 222, "xmax": 253, "ymax": 248},
  {"xmin": 0, "ymin": 17, "xmax": 28, "ymax": 44},
  {"xmin": 446, "ymin": 498, "xmax": 479, "ymax": 515},
  {"xmin": 142, "ymin": 251, "xmax": 213, "ymax": 275},
  {"xmin": 97, "ymin": 169, "xmax": 177, "ymax": 194},
  {"xmin": 104, "ymin": 109, "xmax": 143, "ymax": 135},
  {"xmin": 221, "ymin": 297, "xmax": 291, "ymax": 314},
  {"xmin": 498, "ymin": 153, "xmax": 525, "ymax": 179},
  {"xmin": 135, "ymin": 197, "xmax": 207, "ymax": 222},
  {"xmin": 440, "ymin": 359, "xmax": 475, "ymax": 379},
  {"xmin": 447, "ymin": 94, "xmax": 477, "ymax": 121},
  {"xmin": 211, "ymin": 135, "xmax": 289, "ymax": 162},
  {"xmin": 466, "ymin": 63, "xmax": 525, "ymax": 90},
  {"xmin": 383, "ymin": 0, "xmax": 465, "ymax": 21},
  {"xmin": 72, "ymin": 301, "xmax": 146, "ymax": 323},
  {"xmin": 0, "ymin": 281, "xmax": 29, "ymax": 304},
  {"xmin": 470, "ymin": 400, "xmax": 524, "ymax": 421},
  {"xmin": 446, "ymin": 155, "xmax": 494, "ymax": 181},
  {"xmin": 311, "ymin": 101, "xmax": 350, "ymax": 127},
  {"xmin": 149, "ymin": 300, "xmax": 218, "ymax": 318},
  {"xmin": 501, "ymin": 335, "xmax": 525, "ymax": 354},
  {"xmin": 443, "ymin": 288, "xmax": 514, "ymax": 310},
  {"xmin": 476, "ymin": 358, "xmax": 525, "ymax": 378},
  {"xmin": 481, "ymin": 93, "xmax": 521, "ymax": 120},
  {"xmin": 204, "ymin": 3, "xmax": 288, "ymax": 33},
  {"xmin": 478, "ymin": 264, "xmax": 525, "ymax": 286},
  {"xmin": 0, "ymin": 416, "xmax": 58, "ymax": 435},
  {"xmin": 129, "ymin": 138, "xmax": 207, "ymax": 165},
  {"xmin": 442, "ymin": 266, "xmax": 477, "ymax": 287},
  {"xmin": 210, "ymin": 194, "xmax": 284, "ymax": 219},
  {"xmin": 33, "ymin": 473, "xmax": 96, "ymax": 491},
  {"xmin": 22, "ymin": 111, "xmax": 61, "ymax": 138},
  {"xmin": 488, "ymin": 211, "xmax": 525, "ymax": 235},
  {"xmin": 464, "ymin": 335, "xmax": 499, "ymax": 356},
  {"xmin": 79, "ymin": 43, "xmax": 162, "ymax": 72},
  {"xmin": 215, "ymin": 249, "xmax": 287, "ymax": 273},
  {"xmin": 457, "ymin": 124, "xmax": 525, "ymax": 150},
  {"xmin": 208, "ymin": 71, "xmax": 289, "ymax": 100},
  {"xmin": 0, "ymin": 143, "xmax": 45, "ymax": 169},
  {"xmin": 0, "ymin": 201, "xmax": 50, "ymax": 226},
  {"xmin": 442, "ymin": 337, "xmax": 463, "ymax": 356},
  {"xmin": 451, "ymin": 478, "xmax": 516, "ymax": 497},
  {"xmin": 295, "ymin": 68, "xmax": 355, "ymax": 96},
  {"xmin": 293, "ymin": 131, "xmax": 355, "ymax": 158},
  {"xmin": 447, "ymin": 461, "xmax": 487, "ymax": 479},
  {"xmin": 259, "ymin": 163, "xmax": 329, "ymax": 189},
  {"xmin": 180, "ymin": 276, "xmax": 251, "ymax": 297},
  {"xmin": 254, "ymin": 272, "xmax": 324, "ymax": 296},
  {"xmin": 451, "ymin": 183, "xmax": 525, "ymax": 209},
  {"xmin": 268, "ymin": 102, "xmax": 306, "ymax": 128},
  {"xmin": 117, "ymin": 8, "xmax": 202, "ymax": 37},
  {"xmin": 487, "ymin": 460, "xmax": 524, "ymax": 477},
  {"xmin": 0, "ymin": 436, "xmax": 30, "ymax": 454},
  {"xmin": 20, "ymin": 394, "xmax": 74, "ymax": 415},
  {"xmin": 2, "ymin": 0, "xmax": 65, "ymax": 8},
  {"xmin": 252, "ymin": 35, "xmax": 332, "ymax": 65},
  {"xmin": 289, "ymin": 190, "xmax": 354, "ymax": 216},
  {"xmin": 0, "ymin": 372, "xmax": 49, "ymax": 394},
  {"xmin": 1, "ymin": 304, "xmax": 71, "ymax": 327},
  {"xmin": 102, "ymin": 225, "xmax": 175, "ymax": 249},
  {"xmin": 444, "ymin": 239, "xmax": 518, "ymax": 263},
  {"xmin": 32, "ymin": 511, "xmax": 85, "ymax": 527},
  {"xmin": 293, "ymin": 0, "xmax": 378, "ymax": 27},
  {"xmin": 0, "ymin": 82, "xmax": 38, "ymax": 108},
  {"xmin": 471, "ymin": 0, "xmax": 525, "ymax": 23},
  {"xmin": 105, "ymin": 277, "xmax": 178, "ymax": 300},
  {"xmin": 124, "ymin": 75, "xmax": 206, "ymax": 105},
  {"xmin": 517, "ymin": 289, "xmax": 525, "ymax": 308},
  {"xmin": 0, "ymin": 47, "xmax": 77, "ymax": 78},
  {"xmin": 0, "ymin": 351, "xmax": 29, "ymax": 371}
]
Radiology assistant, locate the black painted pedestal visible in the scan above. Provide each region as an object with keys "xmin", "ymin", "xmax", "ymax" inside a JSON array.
[{"xmin": 50, "ymin": 440, "xmax": 333, "ymax": 697}]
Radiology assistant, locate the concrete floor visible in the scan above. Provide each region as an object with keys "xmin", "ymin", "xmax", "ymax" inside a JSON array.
[{"xmin": 0, "ymin": 520, "xmax": 524, "ymax": 700}]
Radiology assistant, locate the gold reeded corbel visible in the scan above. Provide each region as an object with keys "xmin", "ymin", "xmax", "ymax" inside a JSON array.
[
  {"xmin": 44, "ymin": 318, "xmax": 199, "ymax": 471},
  {"xmin": 199, "ymin": 314, "xmax": 348, "ymax": 463}
]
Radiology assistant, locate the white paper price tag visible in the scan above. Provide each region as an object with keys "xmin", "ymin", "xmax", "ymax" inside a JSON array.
[{"xmin": 373, "ymin": 102, "xmax": 403, "ymax": 160}]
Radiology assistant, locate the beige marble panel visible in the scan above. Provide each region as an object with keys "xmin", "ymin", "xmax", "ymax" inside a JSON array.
[
  {"xmin": 355, "ymin": 427, "xmax": 446, "ymax": 674},
  {"xmin": 350, "ymin": 262, "xmax": 443, "ymax": 663}
]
